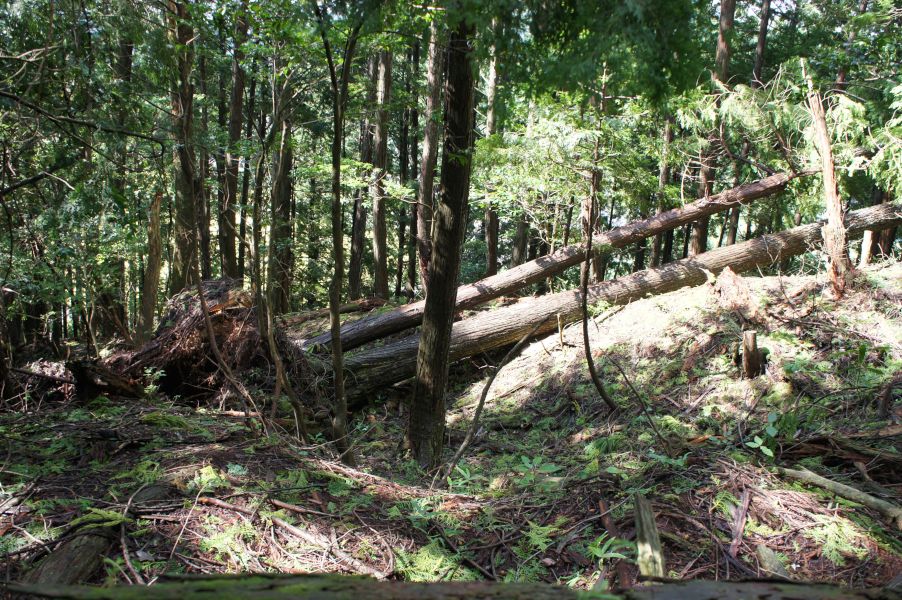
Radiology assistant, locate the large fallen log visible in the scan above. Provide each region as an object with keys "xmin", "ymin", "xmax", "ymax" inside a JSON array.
[
  {"xmin": 9, "ymin": 573, "xmax": 901, "ymax": 599},
  {"xmin": 338, "ymin": 202, "xmax": 900, "ymax": 399},
  {"xmin": 306, "ymin": 172, "xmax": 802, "ymax": 351}
]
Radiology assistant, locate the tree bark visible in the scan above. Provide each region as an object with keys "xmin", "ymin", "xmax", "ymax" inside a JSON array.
[
  {"xmin": 12, "ymin": 575, "xmax": 899, "ymax": 600},
  {"xmin": 650, "ymin": 119, "xmax": 673, "ymax": 267},
  {"xmin": 338, "ymin": 202, "xmax": 900, "ymax": 400},
  {"xmin": 371, "ymin": 50, "xmax": 392, "ymax": 299},
  {"xmin": 348, "ymin": 58, "xmax": 377, "ymax": 300},
  {"xmin": 306, "ymin": 172, "xmax": 801, "ymax": 352},
  {"xmin": 804, "ymin": 60, "xmax": 853, "ymax": 297},
  {"xmin": 416, "ymin": 20, "xmax": 443, "ymax": 287},
  {"xmin": 137, "ymin": 192, "xmax": 163, "ymax": 342},
  {"xmin": 269, "ymin": 118, "xmax": 293, "ymax": 315},
  {"xmin": 167, "ymin": 0, "xmax": 199, "ymax": 295},
  {"xmin": 220, "ymin": 0, "xmax": 248, "ymax": 279},
  {"xmin": 689, "ymin": 0, "xmax": 735, "ymax": 257},
  {"xmin": 408, "ymin": 15, "xmax": 476, "ymax": 468},
  {"xmin": 484, "ymin": 18, "xmax": 500, "ymax": 277},
  {"xmin": 406, "ymin": 42, "xmax": 421, "ymax": 295}
]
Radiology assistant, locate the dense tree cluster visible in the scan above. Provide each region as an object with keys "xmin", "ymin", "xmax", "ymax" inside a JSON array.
[{"xmin": 1, "ymin": 0, "xmax": 899, "ymax": 465}]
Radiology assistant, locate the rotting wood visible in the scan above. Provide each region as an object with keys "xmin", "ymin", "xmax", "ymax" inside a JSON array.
[
  {"xmin": 741, "ymin": 330, "xmax": 763, "ymax": 378},
  {"xmin": 756, "ymin": 544, "xmax": 791, "ymax": 580},
  {"xmin": 10, "ymin": 574, "xmax": 902, "ymax": 600},
  {"xmin": 333, "ymin": 202, "xmax": 901, "ymax": 401},
  {"xmin": 305, "ymin": 172, "xmax": 805, "ymax": 351},
  {"xmin": 22, "ymin": 485, "xmax": 172, "ymax": 585}
]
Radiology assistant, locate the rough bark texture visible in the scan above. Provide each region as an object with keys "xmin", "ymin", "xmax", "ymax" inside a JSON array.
[
  {"xmin": 408, "ymin": 17, "xmax": 475, "ymax": 468},
  {"xmin": 416, "ymin": 21, "xmax": 443, "ymax": 287},
  {"xmin": 137, "ymin": 192, "xmax": 163, "ymax": 342},
  {"xmin": 371, "ymin": 50, "xmax": 392, "ymax": 300},
  {"xmin": 306, "ymin": 173, "xmax": 800, "ymax": 352},
  {"xmin": 10, "ymin": 575, "xmax": 901, "ymax": 600},
  {"xmin": 484, "ymin": 20, "xmax": 500, "ymax": 277},
  {"xmin": 167, "ymin": 0, "xmax": 198, "ymax": 295},
  {"xmin": 220, "ymin": 0, "xmax": 248, "ymax": 278},
  {"xmin": 805, "ymin": 67, "xmax": 853, "ymax": 297},
  {"xmin": 269, "ymin": 119, "xmax": 293, "ymax": 315},
  {"xmin": 339, "ymin": 202, "xmax": 900, "ymax": 400}
]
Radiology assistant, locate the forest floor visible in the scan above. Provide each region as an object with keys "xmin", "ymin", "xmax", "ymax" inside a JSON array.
[{"xmin": 2, "ymin": 261, "xmax": 901, "ymax": 590}]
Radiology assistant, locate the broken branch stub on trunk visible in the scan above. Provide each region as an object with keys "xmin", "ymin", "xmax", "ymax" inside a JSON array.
[{"xmin": 305, "ymin": 172, "xmax": 803, "ymax": 352}]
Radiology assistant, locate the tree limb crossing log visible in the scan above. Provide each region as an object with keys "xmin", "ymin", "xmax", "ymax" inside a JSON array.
[
  {"xmin": 9, "ymin": 574, "xmax": 902, "ymax": 599},
  {"xmin": 305, "ymin": 172, "xmax": 802, "ymax": 352},
  {"xmin": 336, "ymin": 202, "xmax": 900, "ymax": 400}
]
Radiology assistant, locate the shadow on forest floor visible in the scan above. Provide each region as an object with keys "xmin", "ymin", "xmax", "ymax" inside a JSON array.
[{"xmin": 2, "ymin": 261, "xmax": 901, "ymax": 589}]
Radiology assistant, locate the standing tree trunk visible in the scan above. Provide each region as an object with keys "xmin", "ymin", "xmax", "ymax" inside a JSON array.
[
  {"xmin": 371, "ymin": 50, "xmax": 392, "ymax": 299},
  {"xmin": 238, "ymin": 72, "xmax": 256, "ymax": 279},
  {"xmin": 483, "ymin": 18, "xmax": 500, "ymax": 277},
  {"xmin": 511, "ymin": 217, "xmax": 529, "ymax": 267},
  {"xmin": 168, "ymin": 0, "xmax": 199, "ymax": 295},
  {"xmin": 409, "ymin": 15, "xmax": 475, "ymax": 468},
  {"xmin": 650, "ymin": 119, "xmax": 673, "ymax": 267},
  {"xmin": 270, "ymin": 118, "xmax": 293, "ymax": 315},
  {"xmin": 689, "ymin": 0, "xmax": 735, "ymax": 257},
  {"xmin": 803, "ymin": 59, "xmax": 852, "ymax": 297},
  {"xmin": 348, "ymin": 58, "xmax": 377, "ymax": 300},
  {"xmin": 221, "ymin": 0, "xmax": 248, "ymax": 279},
  {"xmin": 137, "ymin": 192, "xmax": 163, "ymax": 342},
  {"xmin": 416, "ymin": 21, "xmax": 443, "ymax": 287},
  {"xmin": 406, "ymin": 42, "xmax": 420, "ymax": 296},
  {"xmin": 727, "ymin": 0, "xmax": 770, "ymax": 245},
  {"xmin": 315, "ymin": 3, "xmax": 362, "ymax": 466}
]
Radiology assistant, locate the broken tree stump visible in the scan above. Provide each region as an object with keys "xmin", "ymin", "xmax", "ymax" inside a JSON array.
[{"xmin": 741, "ymin": 331, "xmax": 764, "ymax": 378}]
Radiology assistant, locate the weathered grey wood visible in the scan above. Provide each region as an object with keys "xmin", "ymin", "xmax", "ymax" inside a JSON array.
[
  {"xmin": 634, "ymin": 494, "xmax": 665, "ymax": 578},
  {"xmin": 305, "ymin": 172, "xmax": 802, "ymax": 352},
  {"xmin": 9, "ymin": 574, "xmax": 902, "ymax": 599},
  {"xmin": 336, "ymin": 202, "xmax": 901, "ymax": 401},
  {"xmin": 757, "ymin": 544, "xmax": 791, "ymax": 580}
]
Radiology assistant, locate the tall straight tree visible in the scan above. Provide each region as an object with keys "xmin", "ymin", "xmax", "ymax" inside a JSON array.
[
  {"xmin": 689, "ymin": 0, "xmax": 734, "ymax": 256},
  {"xmin": 270, "ymin": 117, "xmax": 293, "ymax": 315},
  {"xmin": 167, "ymin": 0, "xmax": 199, "ymax": 295},
  {"xmin": 348, "ymin": 56, "xmax": 377, "ymax": 300},
  {"xmin": 408, "ymin": 13, "xmax": 475, "ymax": 468},
  {"xmin": 416, "ymin": 19, "xmax": 444, "ymax": 287},
  {"xmin": 220, "ymin": 0, "xmax": 249, "ymax": 278},
  {"xmin": 726, "ymin": 0, "xmax": 770, "ymax": 246},
  {"xmin": 406, "ymin": 41, "xmax": 421, "ymax": 295},
  {"xmin": 483, "ymin": 17, "xmax": 500, "ymax": 277},
  {"xmin": 314, "ymin": 1, "xmax": 364, "ymax": 466},
  {"xmin": 371, "ymin": 49, "xmax": 392, "ymax": 299}
]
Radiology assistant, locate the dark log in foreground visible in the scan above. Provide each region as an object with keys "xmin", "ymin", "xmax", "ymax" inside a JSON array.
[
  {"xmin": 306, "ymin": 172, "xmax": 802, "ymax": 351},
  {"xmin": 9, "ymin": 574, "xmax": 901, "ymax": 599},
  {"xmin": 21, "ymin": 485, "xmax": 172, "ymax": 586},
  {"xmin": 339, "ymin": 202, "xmax": 900, "ymax": 399}
]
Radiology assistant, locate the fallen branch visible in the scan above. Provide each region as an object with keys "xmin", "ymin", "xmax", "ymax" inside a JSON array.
[
  {"xmin": 776, "ymin": 465, "xmax": 902, "ymax": 530},
  {"xmin": 270, "ymin": 517, "xmax": 387, "ymax": 579}
]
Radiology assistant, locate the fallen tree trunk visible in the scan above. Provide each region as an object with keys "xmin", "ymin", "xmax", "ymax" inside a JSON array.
[
  {"xmin": 9, "ymin": 574, "xmax": 901, "ymax": 599},
  {"xmin": 338, "ymin": 202, "xmax": 900, "ymax": 399},
  {"xmin": 306, "ymin": 172, "xmax": 802, "ymax": 351}
]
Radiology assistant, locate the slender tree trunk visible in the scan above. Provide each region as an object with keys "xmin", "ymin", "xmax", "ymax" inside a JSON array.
[
  {"xmin": 270, "ymin": 118, "xmax": 293, "ymax": 315},
  {"xmin": 836, "ymin": 0, "xmax": 869, "ymax": 90},
  {"xmin": 138, "ymin": 192, "xmax": 163, "ymax": 342},
  {"xmin": 511, "ymin": 217, "xmax": 529, "ymax": 267},
  {"xmin": 406, "ymin": 42, "xmax": 420, "ymax": 296},
  {"xmin": 803, "ymin": 59, "xmax": 852, "ymax": 297},
  {"xmin": 220, "ymin": 0, "xmax": 248, "ymax": 278},
  {"xmin": 650, "ymin": 119, "xmax": 673, "ymax": 267},
  {"xmin": 238, "ymin": 72, "xmax": 256, "ymax": 279},
  {"xmin": 371, "ymin": 50, "xmax": 392, "ymax": 299},
  {"xmin": 168, "ymin": 0, "xmax": 198, "ymax": 295},
  {"xmin": 197, "ymin": 55, "xmax": 212, "ymax": 280},
  {"xmin": 348, "ymin": 59, "xmax": 377, "ymax": 300},
  {"xmin": 416, "ymin": 21, "xmax": 443, "ymax": 287},
  {"xmin": 483, "ymin": 19, "xmax": 500, "ymax": 277},
  {"xmin": 689, "ymin": 0, "xmax": 735, "ymax": 257},
  {"xmin": 409, "ymin": 15, "xmax": 475, "ymax": 468}
]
